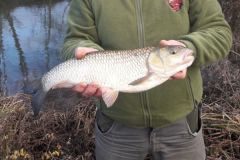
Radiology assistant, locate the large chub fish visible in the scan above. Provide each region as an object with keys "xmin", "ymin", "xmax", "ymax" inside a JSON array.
[{"xmin": 32, "ymin": 45, "xmax": 194, "ymax": 115}]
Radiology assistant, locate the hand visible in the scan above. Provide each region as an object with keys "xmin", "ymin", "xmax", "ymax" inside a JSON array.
[
  {"xmin": 75, "ymin": 47, "xmax": 98, "ymax": 59},
  {"xmin": 72, "ymin": 47, "xmax": 102, "ymax": 97},
  {"xmin": 72, "ymin": 82, "xmax": 102, "ymax": 97},
  {"xmin": 159, "ymin": 40, "xmax": 187, "ymax": 80},
  {"xmin": 159, "ymin": 40, "xmax": 185, "ymax": 47},
  {"xmin": 170, "ymin": 70, "xmax": 187, "ymax": 80}
]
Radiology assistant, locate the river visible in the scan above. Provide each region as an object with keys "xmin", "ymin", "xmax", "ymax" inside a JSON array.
[{"xmin": 0, "ymin": 0, "xmax": 70, "ymax": 95}]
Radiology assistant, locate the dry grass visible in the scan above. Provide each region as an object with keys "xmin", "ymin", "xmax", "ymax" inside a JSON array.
[
  {"xmin": 0, "ymin": 90, "xmax": 96, "ymax": 160},
  {"xmin": 202, "ymin": 104, "xmax": 240, "ymax": 160},
  {"xmin": 201, "ymin": 59, "xmax": 240, "ymax": 159}
]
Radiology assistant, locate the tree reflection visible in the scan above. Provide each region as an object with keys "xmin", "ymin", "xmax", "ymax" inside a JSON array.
[
  {"xmin": 44, "ymin": 0, "xmax": 53, "ymax": 70},
  {"xmin": 5, "ymin": 11, "xmax": 29, "ymax": 93},
  {"xmin": 0, "ymin": 0, "xmax": 65, "ymax": 9},
  {"xmin": 0, "ymin": 0, "xmax": 69, "ymax": 95},
  {"xmin": 0, "ymin": 11, "xmax": 8, "ymax": 95}
]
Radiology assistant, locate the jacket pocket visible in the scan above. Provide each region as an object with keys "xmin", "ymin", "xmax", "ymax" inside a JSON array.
[
  {"xmin": 185, "ymin": 102, "xmax": 203, "ymax": 137},
  {"xmin": 185, "ymin": 75, "xmax": 202, "ymax": 136},
  {"xmin": 95, "ymin": 109, "xmax": 115, "ymax": 135}
]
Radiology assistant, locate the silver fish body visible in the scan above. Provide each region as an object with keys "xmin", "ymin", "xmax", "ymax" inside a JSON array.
[
  {"xmin": 42, "ymin": 47, "xmax": 153, "ymax": 92},
  {"xmin": 32, "ymin": 46, "xmax": 194, "ymax": 115}
]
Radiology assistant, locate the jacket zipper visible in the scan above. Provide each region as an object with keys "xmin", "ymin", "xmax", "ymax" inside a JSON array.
[
  {"xmin": 135, "ymin": 0, "xmax": 150, "ymax": 126},
  {"xmin": 187, "ymin": 75, "xmax": 197, "ymax": 108},
  {"xmin": 135, "ymin": 0, "xmax": 145, "ymax": 47}
]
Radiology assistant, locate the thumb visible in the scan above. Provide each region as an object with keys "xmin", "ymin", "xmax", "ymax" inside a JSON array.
[
  {"xmin": 160, "ymin": 40, "xmax": 186, "ymax": 47},
  {"xmin": 75, "ymin": 47, "xmax": 98, "ymax": 59},
  {"xmin": 159, "ymin": 40, "xmax": 169, "ymax": 47}
]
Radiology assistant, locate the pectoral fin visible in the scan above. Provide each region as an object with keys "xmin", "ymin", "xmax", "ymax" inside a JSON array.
[
  {"xmin": 120, "ymin": 73, "xmax": 169, "ymax": 93},
  {"xmin": 102, "ymin": 88, "xmax": 119, "ymax": 107},
  {"xmin": 129, "ymin": 75, "xmax": 151, "ymax": 85}
]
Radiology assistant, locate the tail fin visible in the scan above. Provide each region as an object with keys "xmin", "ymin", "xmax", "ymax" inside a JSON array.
[{"xmin": 31, "ymin": 88, "xmax": 47, "ymax": 116}]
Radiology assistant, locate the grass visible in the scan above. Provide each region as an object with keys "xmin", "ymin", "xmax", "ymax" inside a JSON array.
[
  {"xmin": 201, "ymin": 59, "xmax": 240, "ymax": 160},
  {"xmin": 0, "ymin": 91, "xmax": 96, "ymax": 160}
]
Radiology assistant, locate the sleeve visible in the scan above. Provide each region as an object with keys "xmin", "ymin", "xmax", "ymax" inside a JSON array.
[
  {"xmin": 179, "ymin": 0, "xmax": 232, "ymax": 66},
  {"xmin": 61, "ymin": 0, "xmax": 104, "ymax": 60}
]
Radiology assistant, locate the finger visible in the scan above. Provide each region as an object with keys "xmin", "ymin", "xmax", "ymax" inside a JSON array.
[
  {"xmin": 82, "ymin": 84, "xmax": 99, "ymax": 97},
  {"xmin": 72, "ymin": 83, "xmax": 87, "ymax": 92},
  {"xmin": 160, "ymin": 40, "xmax": 186, "ymax": 47},
  {"xmin": 94, "ymin": 88, "xmax": 102, "ymax": 97},
  {"xmin": 75, "ymin": 48, "xmax": 87, "ymax": 59},
  {"xmin": 75, "ymin": 47, "xmax": 97, "ymax": 59},
  {"xmin": 171, "ymin": 70, "xmax": 186, "ymax": 79},
  {"xmin": 171, "ymin": 73, "xmax": 181, "ymax": 80},
  {"xmin": 159, "ymin": 40, "xmax": 169, "ymax": 47},
  {"xmin": 171, "ymin": 70, "xmax": 187, "ymax": 80}
]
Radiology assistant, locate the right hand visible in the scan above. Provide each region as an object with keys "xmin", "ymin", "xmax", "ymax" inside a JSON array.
[{"xmin": 72, "ymin": 47, "xmax": 102, "ymax": 97}]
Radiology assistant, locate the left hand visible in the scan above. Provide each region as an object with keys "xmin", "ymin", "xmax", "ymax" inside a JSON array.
[{"xmin": 160, "ymin": 40, "xmax": 187, "ymax": 80}]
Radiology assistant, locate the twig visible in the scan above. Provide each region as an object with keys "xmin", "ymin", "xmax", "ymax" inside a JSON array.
[{"xmin": 230, "ymin": 50, "xmax": 240, "ymax": 57}]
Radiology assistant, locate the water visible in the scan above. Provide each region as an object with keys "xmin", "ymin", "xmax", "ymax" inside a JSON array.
[{"xmin": 0, "ymin": 0, "xmax": 70, "ymax": 95}]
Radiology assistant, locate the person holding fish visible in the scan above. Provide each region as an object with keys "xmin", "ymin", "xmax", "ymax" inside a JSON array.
[{"xmin": 61, "ymin": 0, "xmax": 232, "ymax": 159}]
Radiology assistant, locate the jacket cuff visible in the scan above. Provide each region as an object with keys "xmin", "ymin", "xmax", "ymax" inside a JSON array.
[{"xmin": 78, "ymin": 40, "xmax": 104, "ymax": 51}]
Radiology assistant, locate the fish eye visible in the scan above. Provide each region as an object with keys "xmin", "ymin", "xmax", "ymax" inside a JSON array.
[{"xmin": 171, "ymin": 51, "xmax": 176, "ymax": 55}]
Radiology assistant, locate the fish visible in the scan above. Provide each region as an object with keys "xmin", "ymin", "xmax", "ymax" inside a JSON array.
[{"xmin": 31, "ymin": 45, "xmax": 194, "ymax": 115}]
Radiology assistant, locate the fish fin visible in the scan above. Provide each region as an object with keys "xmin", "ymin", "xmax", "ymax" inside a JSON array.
[
  {"xmin": 31, "ymin": 88, "xmax": 47, "ymax": 116},
  {"xmin": 120, "ymin": 74, "xmax": 168, "ymax": 93},
  {"xmin": 52, "ymin": 80, "xmax": 75, "ymax": 89},
  {"xmin": 102, "ymin": 89, "xmax": 119, "ymax": 107},
  {"xmin": 129, "ymin": 75, "xmax": 151, "ymax": 85}
]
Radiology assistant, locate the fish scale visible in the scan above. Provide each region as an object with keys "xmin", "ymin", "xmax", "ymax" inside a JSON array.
[
  {"xmin": 32, "ymin": 45, "xmax": 194, "ymax": 115},
  {"xmin": 42, "ymin": 47, "xmax": 155, "ymax": 91}
]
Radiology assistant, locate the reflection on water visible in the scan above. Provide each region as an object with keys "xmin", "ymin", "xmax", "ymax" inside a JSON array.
[{"xmin": 0, "ymin": 0, "xmax": 69, "ymax": 95}]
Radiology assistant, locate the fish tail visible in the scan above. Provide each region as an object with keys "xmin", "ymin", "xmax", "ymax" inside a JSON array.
[{"xmin": 31, "ymin": 88, "xmax": 47, "ymax": 116}]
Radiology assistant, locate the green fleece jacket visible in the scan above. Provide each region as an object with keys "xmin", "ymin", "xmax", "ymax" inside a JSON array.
[{"xmin": 62, "ymin": 0, "xmax": 232, "ymax": 127}]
